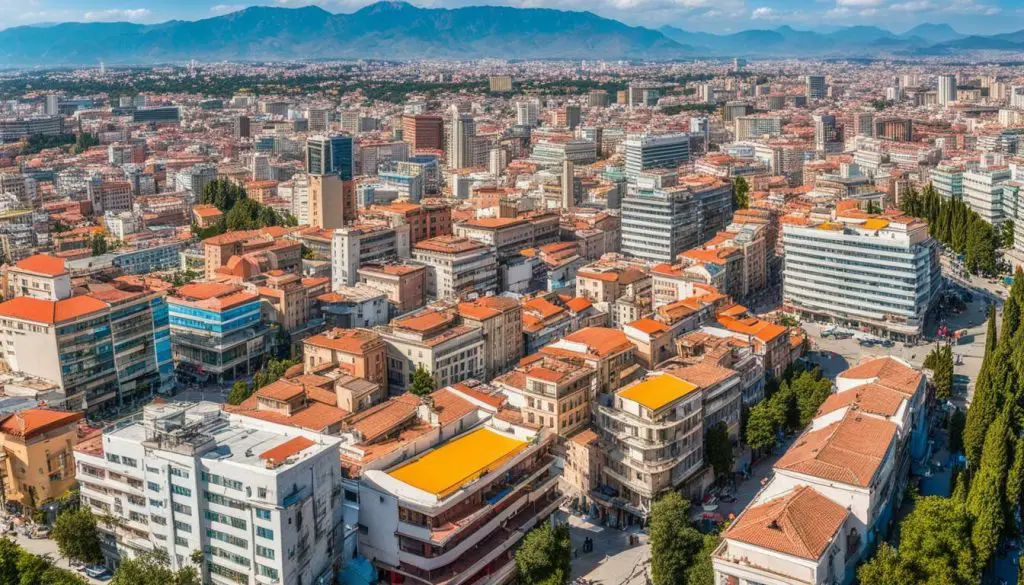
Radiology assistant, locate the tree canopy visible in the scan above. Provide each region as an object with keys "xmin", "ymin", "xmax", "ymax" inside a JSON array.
[
  {"xmin": 732, "ymin": 177, "xmax": 749, "ymax": 210},
  {"xmin": 409, "ymin": 365, "xmax": 436, "ymax": 396},
  {"xmin": 110, "ymin": 551, "xmax": 199, "ymax": 585},
  {"xmin": 704, "ymin": 422, "xmax": 733, "ymax": 480},
  {"xmin": 52, "ymin": 508, "xmax": 102, "ymax": 564},
  {"xmin": 923, "ymin": 344, "xmax": 954, "ymax": 401},
  {"xmin": 902, "ymin": 183, "xmax": 998, "ymax": 275},
  {"xmin": 649, "ymin": 492, "xmax": 705, "ymax": 585},
  {"xmin": 514, "ymin": 521, "xmax": 571, "ymax": 585}
]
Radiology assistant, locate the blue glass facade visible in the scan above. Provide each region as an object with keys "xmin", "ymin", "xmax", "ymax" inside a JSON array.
[
  {"xmin": 331, "ymin": 135, "xmax": 354, "ymax": 181},
  {"xmin": 168, "ymin": 302, "xmax": 261, "ymax": 335}
]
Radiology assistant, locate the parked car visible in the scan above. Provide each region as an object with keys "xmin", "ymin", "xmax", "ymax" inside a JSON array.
[
  {"xmin": 85, "ymin": 566, "xmax": 112, "ymax": 580},
  {"xmin": 29, "ymin": 527, "xmax": 49, "ymax": 539}
]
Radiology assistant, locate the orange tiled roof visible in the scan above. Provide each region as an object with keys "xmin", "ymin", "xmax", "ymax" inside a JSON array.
[
  {"xmin": 259, "ymin": 436, "xmax": 315, "ymax": 463},
  {"xmin": 0, "ymin": 296, "xmax": 108, "ymax": 324},
  {"xmin": 13, "ymin": 254, "xmax": 66, "ymax": 276},
  {"xmin": 724, "ymin": 486, "xmax": 848, "ymax": 560},
  {"xmin": 839, "ymin": 357, "xmax": 923, "ymax": 396},
  {"xmin": 774, "ymin": 412, "xmax": 896, "ymax": 487},
  {"xmin": 0, "ymin": 409, "xmax": 83, "ymax": 439}
]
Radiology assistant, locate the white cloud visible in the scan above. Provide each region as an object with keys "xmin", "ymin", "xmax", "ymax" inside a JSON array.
[
  {"xmin": 82, "ymin": 8, "xmax": 152, "ymax": 21},
  {"xmin": 888, "ymin": 0, "xmax": 934, "ymax": 11},
  {"xmin": 751, "ymin": 6, "xmax": 777, "ymax": 19},
  {"xmin": 836, "ymin": 0, "xmax": 883, "ymax": 6},
  {"xmin": 210, "ymin": 4, "xmax": 247, "ymax": 14},
  {"xmin": 859, "ymin": 7, "xmax": 878, "ymax": 15},
  {"xmin": 942, "ymin": 0, "xmax": 1000, "ymax": 15}
]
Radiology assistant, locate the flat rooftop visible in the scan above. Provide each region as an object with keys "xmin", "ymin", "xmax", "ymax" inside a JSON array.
[
  {"xmin": 617, "ymin": 374, "xmax": 699, "ymax": 411},
  {"xmin": 388, "ymin": 427, "xmax": 528, "ymax": 498}
]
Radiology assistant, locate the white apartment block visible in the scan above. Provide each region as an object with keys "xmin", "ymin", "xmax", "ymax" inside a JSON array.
[
  {"xmin": 782, "ymin": 214, "xmax": 941, "ymax": 341},
  {"xmin": 964, "ymin": 164, "xmax": 1011, "ymax": 225},
  {"xmin": 74, "ymin": 402, "xmax": 345, "ymax": 585},
  {"xmin": 411, "ymin": 236, "xmax": 498, "ymax": 300}
]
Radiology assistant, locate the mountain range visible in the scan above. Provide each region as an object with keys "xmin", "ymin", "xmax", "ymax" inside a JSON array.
[{"xmin": 0, "ymin": 2, "xmax": 1023, "ymax": 66}]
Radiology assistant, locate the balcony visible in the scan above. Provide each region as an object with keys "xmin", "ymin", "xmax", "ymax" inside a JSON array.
[{"xmin": 393, "ymin": 488, "xmax": 563, "ymax": 585}]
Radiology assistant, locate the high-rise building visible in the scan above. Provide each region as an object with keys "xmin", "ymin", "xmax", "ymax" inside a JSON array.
[
  {"xmin": 722, "ymin": 101, "xmax": 753, "ymax": 123},
  {"xmin": 233, "ymin": 115, "xmax": 250, "ymax": 139},
  {"xmin": 43, "ymin": 94, "xmax": 59, "ymax": 116},
  {"xmin": 805, "ymin": 75, "xmax": 826, "ymax": 100},
  {"xmin": 448, "ymin": 111, "xmax": 475, "ymax": 169},
  {"xmin": 74, "ymin": 401, "xmax": 344, "ymax": 580},
  {"xmin": 814, "ymin": 114, "xmax": 843, "ymax": 154},
  {"xmin": 1011, "ymin": 86, "xmax": 1024, "ymax": 108},
  {"xmin": 562, "ymin": 159, "xmax": 576, "ymax": 209},
  {"xmin": 874, "ymin": 118, "xmax": 913, "ymax": 142},
  {"xmin": 734, "ymin": 116, "xmax": 782, "ymax": 140},
  {"xmin": 516, "ymin": 101, "xmax": 539, "ymax": 127},
  {"xmin": 306, "ymin": 107, "xmax": 329, "ymax": 132},
  {"xmin": 938, "ymin": 74, "xmax": 958, "ymax": 105},
  {"xmin": 309, "ymin": 174, "xmax": 356, "ymax": 228},
  {"xmin": 565, "ymin": 105, "xmax": 582, "ymax": 130},
  {"xmin": 588, "ymin": 90, "xmax": 610, "ymax": 107},
  {"xmin": 401, "ymin": 114, "xmax": 444, "ymax": 151},
  {"xmin": 620, "ymin": 177, "xmax": 732, "ymax": 263},
  {"xmin": 624, "ymin": 133, "xmax": 691, "ymax": 178},
  {"xmin": 306, "ymin": 135, "xmax": 354, "ymax": 180},
  {"xmin": 782, "ymin": 212, "xmax": 941, "ymax": 341},
  {"xmin": 489, "ymin": 74, "xmax": 513, "ymax": 92}
]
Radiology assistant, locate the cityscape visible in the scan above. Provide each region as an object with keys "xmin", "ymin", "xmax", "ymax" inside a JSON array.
[{"xmin": 0, "ymin": 3, "xmax": 1023, "ymax": 585}]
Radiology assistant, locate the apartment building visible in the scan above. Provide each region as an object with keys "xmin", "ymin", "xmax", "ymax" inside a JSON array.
[
  {"xmin": 331, "ymin": 223, "xmax": 408, "ymax": 288},
  {"xmin": 454, "ymin": 217, "xmax": 535, "ymax": 262},
  {"xmin": 0, "ymin": 409, "xmax": 83, "ymax": 510},
  {"xmin": 358, "ymin": 263, "xmax": 427, "ymax": 314},
  {"xmin": 963, "ymin": 163, "xmax": 1012, "ymax": 225},
  {"xmin": 0, "ymin": 281, "xmax": 173, "ymax": 412},
  {"xmin": 167, "ymin": 283, "xmax": 267, "ymax": 384},
  {"xmin": 202, "ymin": 229, "xmax": 301, "ymax": 280},
  {"xmin": 782, "ymin": 212, "xmax": 942, "ymax": 342},
  {"xmin": 514, "ymin": 355, "xmax": 594, "ymax": 436},
  {"xmin": 74, "ymin": 402, "xmax": 344, "ymax": 585},
  {"xmin": 457, "ymin": 296, "xmax": 524, "ymax": 380},
  {"xmin": 368, "ymin": 201, "xmax": 452, "ymax": 245},
  {"xmin": 3, "ymin": 254, "xmax": 72, "ymax": 301},
  {"xmin": 378, "ymin": 307, "xmax": 486, "ymax": 392},
  {"xmin": 538, "ymin": 327, "xmax": 635, "ymax": 397},
  {"xmin": 358, "ymin": 418, "xmax": 561, "ymax": 585},
  {"xmin": 411, "ymin": 236, "xmax": 498, "ymax": 300},
  {"xmin": 302, "ymin": 328, "xmax": 388, "ymax": 392}
]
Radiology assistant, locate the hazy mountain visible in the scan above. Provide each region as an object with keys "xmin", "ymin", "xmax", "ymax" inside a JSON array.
[
  {"xmin": 0, "ymin": 2, "xmax": 689, "ymax": 65},
  {"xmin": 0, "ymin": 3, "xmax": 1021, "ymax": 65}
]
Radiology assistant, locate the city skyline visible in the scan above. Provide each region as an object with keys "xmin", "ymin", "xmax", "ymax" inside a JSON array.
[{"xmin": 3, "ymin": 0, "xmax": 1023, "ymax": 35}]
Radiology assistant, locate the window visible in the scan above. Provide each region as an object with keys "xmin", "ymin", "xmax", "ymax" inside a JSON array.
[
  {"xmin": 202, "ymin": 472, "xmax": 243, "ymax": 491},
  {"xmin": 208, "ymin": 561, "xmax": 250, "ymax": 583},
  {"xmin": 171, "ymin": 485, "xmax": 191, "ymax": 497},
  {"xmin": 169, "ymin": 467, "xmax": 190, "ymax": 479},
  {"xmin": 174, "ymin": 536, "xmax": 188, "ymax": 547},
  {"xmin": 205, "ymin": 510, "xmax": 247, "ymax": 530},
  {"xmin": 173, "ymin": 520, "xmax": 192, "ymax": 533},
  {"xmin": 106, "ymin": 454, "xmax": 122, "ymax": 464},
  {"xmin": 255, "ymin": 509, "xmax": 271, "ymax": 520},
  {"xmin": 255, "ymin": 545, "xmax": 275, "ymax": 559},
  {"xmin": 258, "ymin": 565, "xmax": 279, "ymax": 580},
  {"xmin": 207, "ymin": 529, "xmax": 247, "ymax": 549},
  {"xmin": 149, "ymin": 498, "xmax": 163, "ymax": 508},
  {"xmin": 256, "ymin": 527, "xmax": 274, "ymax": 540},
  {"xmin": 204, "ymin": 491, "xmax": 246, "ymax": 510},
  {"xmin": 150, "ymin": 515, "xmax": 167, "ymax": 526},
  {"xmin": 257, "ymin": 487, "xmax": 267, "ymax": 499},
  {"xmin": 172, "ymin": 503, "xmax": 192, "ymax": 515},
  {"xmin": 147, "ymin": 482, "xmax": 161, "ymax": 492},
  {"xmin": 121, "ymin": 457, "xmax": 138, "ymax": 468}
]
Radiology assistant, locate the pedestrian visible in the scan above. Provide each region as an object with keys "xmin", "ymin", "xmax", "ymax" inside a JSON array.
[{"xmin": 574, "ymin": 548, "xmax": 578, "ymax": 559}]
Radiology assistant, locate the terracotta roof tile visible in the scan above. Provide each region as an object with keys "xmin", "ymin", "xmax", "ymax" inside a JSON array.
[
  {"xmin": 14, "ymin": 254, "xmax": 66, "ymax": 276},
  {"xmin": 0, "ymin": 409, "xmax": 83, "ymax": 439},
  {"xmin": 774, "ymin": 412, "xmax": 896, "ymax": 487},
  {"xmin": 724, "ymin": 486, "xmax": 848, "ymax": 560}
]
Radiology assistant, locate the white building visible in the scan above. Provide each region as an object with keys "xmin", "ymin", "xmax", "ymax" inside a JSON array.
[
  {"xmin": 964, "ymin": 163, "xmax": 1012, "ymax": 225},
  {"xmin": 332, "ymin": 224, "xmax": 409, "ymax": 288},
  {"xmin": 938, "ymin": 74, "xmax": 957, "ymax": 105},
  {"xmin": 74, "ymin": 402, "xmax": 346, "ymax": 585},
  {"xmin": 782, "ymin": 213, "xmax": 941, "ymax": 342},
  {"xmin": 411, "ymin": 236, "xmax": 498, "ymax": 300}
]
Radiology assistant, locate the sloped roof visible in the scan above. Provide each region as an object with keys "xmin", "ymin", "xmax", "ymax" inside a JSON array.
[{"xmin": 724, "ymin": 485, "xmax": 848, "ymax": 560}]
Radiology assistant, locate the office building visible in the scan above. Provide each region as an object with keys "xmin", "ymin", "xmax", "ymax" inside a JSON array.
[
  {"xmin": 448, "ymin": 112, "xmax": 475, "ymax": 169},
  {"xmin": 734, "ymin": 116, "xmax": 782, "ymax": 140},
  {"xmin": 233, "ymin": 115, "xmax": 250, "ymax": 139},
  {"xmin": 0, "ymin": 116, "xmax": 63, "ymax": 142},
  {"xmin": 938, "ymin": 74, "xmax": 958, "ymax": 105},
  {"xmin": 722, "ymin": 101, "xmax": 753, "ymax": 123},
  {"xmin": 516, "ymin": 101, "xmax": 539, "ymax": 127},
  {"xmin": 0, "ymin": 277, "xmax": 173, "ymax": 411},
  {"xmin": 132, "ymin": 107, "xmax": 180, "ymax": 124},
  {"xmin": 530, "ymin": 140, "xmax": 598, "ymax": 167},
  {"xmin": 805, "ymin": 75, "xmax": 826, "ymax": 100},
  {"xmin": 624, "ymin": 133, "xmax": 691, "ymax": 178},
  {"xmin": 401, "ymin": 115, "xmax": 444, "ymax": 152},
  {"xmin": 489, "ymin": 75, "xmax": 513, "ymax": 92},
  {"xmin": 874, "ymin": 118, "xmax": 913, "ymax": 142},
  {"xmin": 75, "ymin": 402, "xmax": 344, "ymax": 584},
  {"xmin": 306, "ymin": 135, "xmax": 354, "ymax": 180},
  {"xmin": 963, "ymin": 164, "xmax": 1012, "ymax": 225},
  {"xmin": 931, "ymin": 163, "xmax": 964, "ymax": 199},
  {"xmin": 782, "ymin": 212, "xmax": 942, "ymax": 341},
  {"xmin": 814, "ymin": 114, "xmax": 843, "ymax": 155},
  {"xmin": 331, "ymin": 224, "xmax": 406, "ymax": 288},
  {"xmin": 167, "ymin": 283, "xmax": 267, "ymax": 384},
  {"xmin": 174, "ymin": 164, "xmax": 217, "ymax": 197},
  {"xmin": 306, "ymin": 107, "xmax": 329, "ymax": 132}
]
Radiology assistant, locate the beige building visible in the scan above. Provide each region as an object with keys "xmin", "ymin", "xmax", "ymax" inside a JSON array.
[
  {"xmin": 378, "ymin": 307, "xmax": 486, "ymax": 392},
  {"xmin": 539, "ymin": 327, "xmax": 635, "ymax": 397},
  {"xmin": 412, "ymin": 236, "xmax": 498, "ymax": 300},
  {"xmin": 518, "ymin": 355, "xmax": 594, "ymax": 437},
  {"xmin": 457, "ymin": 296, "xmax": 524, "ymax": 380},
  {"xmin": 308, "ymin": 174, "xmax": 356, "ymax": 229},
  {"xmin": 0, "ymin": 409, "xmax": 83, "ymax": 509},
  {"xmin": 3, "ymin": 254, "xmax": 71, "ymax": 301},
  {"xmin": 302, "ymin": 327, "xmax": 388, "ymax": 392},
  {"xmin": 357, "ymin": 263, "xmax": 427, "ymax": 314}
]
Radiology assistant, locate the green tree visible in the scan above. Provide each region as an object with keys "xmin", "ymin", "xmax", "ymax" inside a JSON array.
[
  {"xmin": 51, "ymin": 508, "xmax": 102, "ymax": 564},
  {"xmin": 1002, "ymin": 219, "xmax": 1015, "ymax": 249},
  {"xmin": 684, "ymin": 535, "xmax": 720, "ymax": 585},
  {"xmin": 732, "ymin": 177, "xmax": 749, "ymax": 210},
  {"xmin": 408, "ymin": 365, "xmax": 436, "ymax": 396},
  {"xmin": 252, "ymin": 357, "xmax": 299, "ymax": 390},
  {"xmin": 856, "ymin": 543, "xmax": 913, "ymax": 585},
  {"xmin": 513, "ymin": 522, "xmax": 571, "ymax": 585},
  {"xmin": 110, "ymin": 551, "xmax": 199, "ymax": 585},
  {"xmin": 0, "ymin": 538, "xmax": 20, "ymax": 585},
  {"xmin": 924, "ymin": 344, "xmax": 954, "ymax": 401},
  {"xmin": 1006, "ymin": 435, "xmax": 1024, "ymax": 523},
  {"xmin": 790, "ymin": 369, "xmax": 833, "ymax": 427},
  {"xmin": 898, "ymin": 495, "xmax": 980, "ymax": 585},
  {"xmin": 89, "ymin": 234, "xmax": 108, "ymax": 256},
  {"xmin": 967, "ymin": 409, "xmax": 1010, "ymax": 566},
  {"xmin": 226, "ymin": 380, "xmax": 250, "ymax": 405},
  {"xmin": 649, "ymin": 492, "xmax": 704, "ymax": 585},
  {"xmin": 964, "ymin": 308, "xmax": 1000, "ymax": 468},
  {"xmin": 16, "ymin": 552, "xmax": 49, "ymax": 585},
  {"xmin": 703, "ymin": 422, "xmax": 733, "ymax": 480},
  {"xmin": 948, "ymin": 408, "xmax": 966, "ymax": 454},
  {"xmin": 744, "ymin": 401, "xmax": 776, "ymax": 452}
]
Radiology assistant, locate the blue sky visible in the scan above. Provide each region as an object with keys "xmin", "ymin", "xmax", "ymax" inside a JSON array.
[{"xmin": 3, "ymin": 0, "xmax": 1022, "ymax": 34}]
